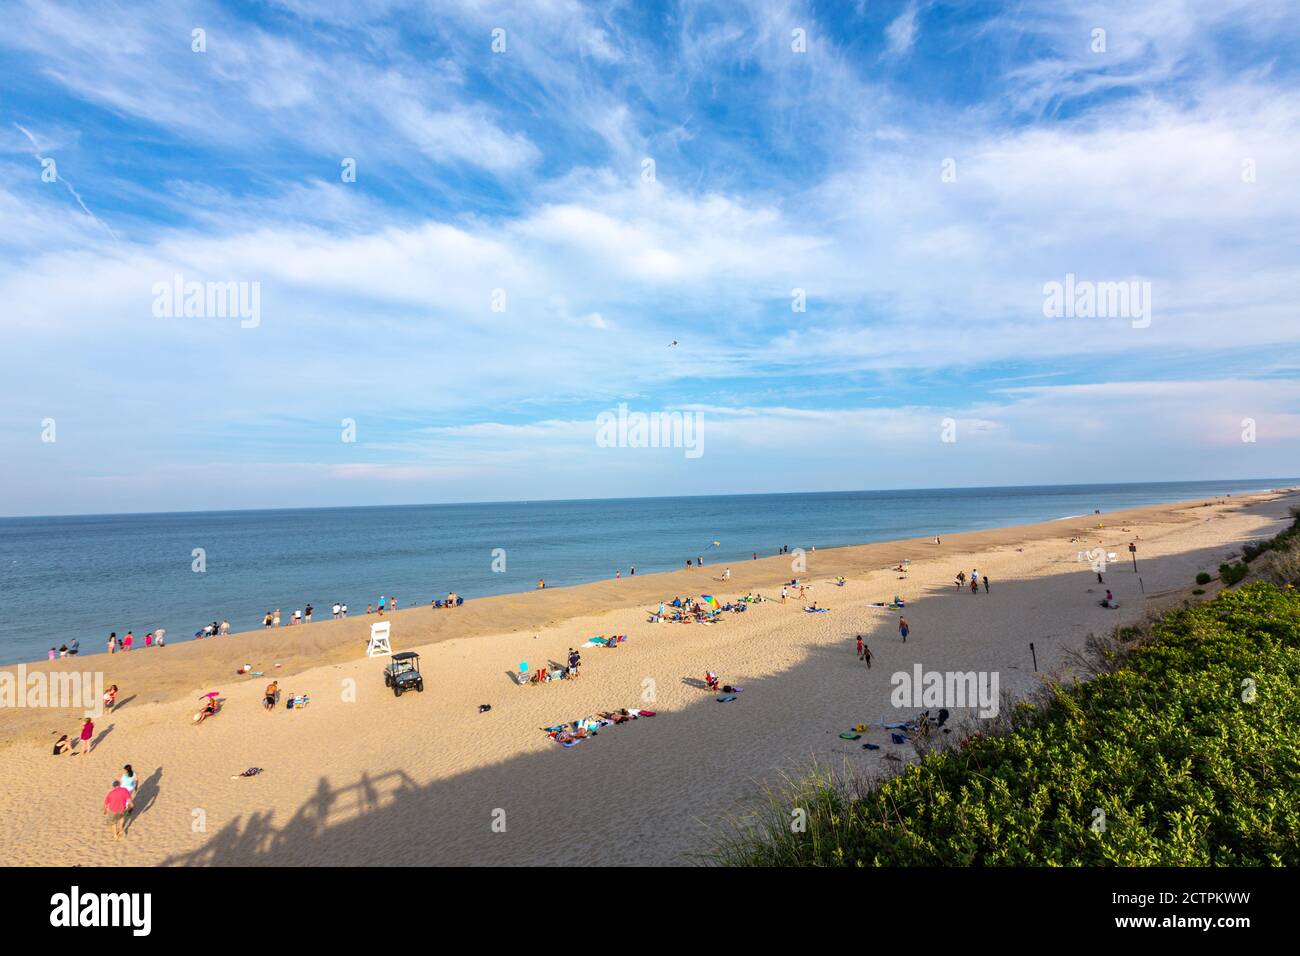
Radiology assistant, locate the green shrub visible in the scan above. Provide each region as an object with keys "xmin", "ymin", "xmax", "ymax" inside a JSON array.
[
  {"xmin": 1195, "ymin": 572, "xmax": 1212, "ymax": 585},
  {"xmin": 1219, "ymin": 561, "xmax": 1248, "ymax": 586},
  {"xmin": 717, "ymin": 582, "xmax": 1300, "ymax": 866}
]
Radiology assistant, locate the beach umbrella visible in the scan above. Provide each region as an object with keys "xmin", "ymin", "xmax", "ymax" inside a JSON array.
[
  {"xmin": 519, "ymin": 661, "xmax": 529, "ymax": 672},
  {"xmin": 202, "ymin": 691, "xmax": 220, "ymax": 698},
  {"xmin": 701, "ymin": 595, "xmax": 720, "ymax": 609}
]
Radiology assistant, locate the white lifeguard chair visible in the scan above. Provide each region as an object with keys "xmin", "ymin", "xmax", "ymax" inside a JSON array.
[{"xmin": 366, "ymin": 621, "xmax": 392, "ymax": 657}]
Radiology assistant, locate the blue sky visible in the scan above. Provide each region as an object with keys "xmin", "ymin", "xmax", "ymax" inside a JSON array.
[{"xmin": 1, "ymin": 0, "xmax": 1298, "ymax": 515}]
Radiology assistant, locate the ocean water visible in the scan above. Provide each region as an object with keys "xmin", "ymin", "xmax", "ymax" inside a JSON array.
[{"xmin": 0, "ymin": 479, "xmax": 1290, "ymax": 665}]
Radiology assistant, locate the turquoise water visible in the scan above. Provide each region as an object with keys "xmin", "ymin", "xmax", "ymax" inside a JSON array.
[{"xmin": 0, "ymin": 479, "xmax": 1289, "ymax": 664}]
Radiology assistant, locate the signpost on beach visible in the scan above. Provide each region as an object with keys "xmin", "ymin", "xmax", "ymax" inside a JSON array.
[{"xmin": 1129, "ymin": 541, "xmax": 1138, "ymax": 572}]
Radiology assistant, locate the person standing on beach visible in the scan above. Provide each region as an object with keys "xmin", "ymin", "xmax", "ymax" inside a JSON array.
[
  {"xmin": 273, "ymin": 609, "xmax": 281, "ymax": 627},
  {"xmin": 983, "ymin": 574, "xmax": 990, "ymax": 593},
  {"xmin": 970, "ymin": 577, "xmax": 979, "ymax": 595},
  {"xmin": 780, "ymin": 586, "xmax": 788, "ymax": 603},
  {"xmin": 899, "ymin": 617, "xmax": 909, "ymax": 643},
  {"xmin": 69, "ymin": 638, "xmax": 79, "ymax": 656},
  {"xmin": 341, "ymin": 604, "xmax": 348, "ymax": 618},
  {"xmin": 120, "ymin": 764, "xmax": 138, "ymax": 818},
  {"xmin": 332, "ymin": 602, "xmax": 341, "ymax": 620},
  {"xmin": 305, "ymin": 604, "xmax": 314, "ymax": 623},
  {"xmin": 264, "ymin": 681, "xmax": 279, "ymax": 711},
  {"xmin": 78, "ymin": 717, "xmax": 95, "ymax": 756},
  {"xmin": 123, "ymin": 632, "xmax": 134, "ymax": 652},
  {"xmin": 103, "ymin": 780, "xmax": 132, "ymax": 840},
  {"xmin": 155, "ymin": 628, "xmax": 165, "ymax": 646},
  {"xmin": 107, "ymin": 632, "xmax": 117, "ymax": 654},
  {"xmin": 856, "ymin": 635, "xmax": 863, "ymax": 659},
  {"xmin": 863, "ymin": 642, "xmax": 873, "ymax": 669},
  {"xmin": 630, "ymin": 566, "xmax": 635, "ymax": 576},
  {"xmin": 955, "ymin": 572, "xmax": 965, "ymax": 591}
]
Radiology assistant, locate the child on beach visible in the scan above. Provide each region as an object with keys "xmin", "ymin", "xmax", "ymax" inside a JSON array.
[
  {"xmin": 863, "ymin": 642, "xmax": 873, "ymax": 668},
  {"xmin": 78, "ymin": 717, "xmax": 94, "ymax": 755},
  {"xmin": 103, "ymin": 685, "xmax": 118, "ymax": 712},
  {"xmin": 107, "ymin": 633, "xmax": 117, "ymax": 654},
  {"xmin": 856, "ymin": 635, "xmax": 863, "ymax": 659},
  {"xmin": 899, "ymin": 617, "xmax": 909, "ymax": 642}
]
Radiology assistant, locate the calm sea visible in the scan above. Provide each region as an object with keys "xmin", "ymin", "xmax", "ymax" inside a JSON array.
[{"xmin": 0, "ymin": 480, "xmax": 1290, "ymax": 664}]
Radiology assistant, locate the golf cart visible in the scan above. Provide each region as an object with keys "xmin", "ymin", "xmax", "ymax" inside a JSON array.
[{"xmin": 383, "ymin": 651, "xmax": 424, "ymax": 697}]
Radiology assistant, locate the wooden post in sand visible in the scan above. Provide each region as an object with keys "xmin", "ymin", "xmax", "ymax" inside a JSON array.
[{"xmin": 1029, "ymin": 642, "xmax": 1037, "ymax": 672}]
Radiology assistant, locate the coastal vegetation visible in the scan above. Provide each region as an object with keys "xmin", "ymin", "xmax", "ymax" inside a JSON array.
[{"xmin": 718, "ymin": 511, "xmax": 1300, "ymax": 867}]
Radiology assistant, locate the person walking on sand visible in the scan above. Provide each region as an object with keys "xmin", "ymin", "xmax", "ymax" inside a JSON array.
[
  {"xmin": 120, "ymin": 764, "xmax": 138, "ymax": 817},
  {"xmin": 983, "ymin": 574, "xmax": 990, "ymax": 593},
  {"xmin": 856, "ymin": 635, "xmax": 864, "ymax": 659},
  {"xmin": 273, "ymin": 609, "xmax": 281, "ymax": 627},
  {"xmin": 970, "ymin": 576, "xmax": 979, "ymax": 595},
  {"xmin": 899, "ymin": 616, "xmax": 910, "ymax": 643},
  {"xmin": 723, "ymin": 567, "xmax": 731, "ymax": 581},
  {"xmin": 780, "ymin": 586, "xmax": 788, "ymax": 604},
  {"xmin": 863, "ymin": 642, "xmax": 873, "ymax": 669},
  {"xmin": 78, "ymin": 717, "xmax": 95, "ymax": 756},
  {"xmin": 264, "ymin": 681, "xmax": 279, "ymax": 711},
  {"xmin": 955, "ymin": 571, "xmax": 965, "ymax": 591},
  {"xmin": 103, "ymin": 779, "xmax": 132, "ymax": 840}
]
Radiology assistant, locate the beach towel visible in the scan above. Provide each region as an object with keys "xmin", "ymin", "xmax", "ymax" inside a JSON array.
[
  {"xmin": 716, "ymin": 695, "xmax": 738, "ymax": 703},
  {"xmin": 804, "ymin": 607, "xmax": 829, "ymax": 613}
]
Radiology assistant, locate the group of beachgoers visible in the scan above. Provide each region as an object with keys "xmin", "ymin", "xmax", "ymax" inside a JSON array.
[
  {"xmin": 105, "ymin": 629, "xmax": 166, "ymax": 655},
  {"xmin": 518, "ymin": 646, "xmax": 584, "ymax": 685},
  {"xmin": 954, "ymin": 568, "xmax": 991, "ymax": 594}
]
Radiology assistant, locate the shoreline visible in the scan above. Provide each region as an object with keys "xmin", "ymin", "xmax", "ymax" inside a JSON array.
[
  {"xmin": 2, "ymin": 487, "xmax": 1294, "ymax": 748},
  {"xmin": 0, "ymin": 487, "xmax": 1294, "ymax": 865}
]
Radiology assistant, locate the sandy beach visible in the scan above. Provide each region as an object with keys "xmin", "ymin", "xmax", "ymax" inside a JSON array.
[{"xmin": 0, "ymin": 489, "xmax": 1294, "ymax": 867}]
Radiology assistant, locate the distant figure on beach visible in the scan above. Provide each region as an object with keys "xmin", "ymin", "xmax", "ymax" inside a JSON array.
[
  {"xmin": 264, "ymin": 681, "xmax": 279, "ymax": 711},
  {"xmin": 391, "ymin": 598, "xmax": 398, "ymax": 611},
  {"xmin": 780, "ymin": 586, "xmax": 787, "ymax": 603},
  {"xmin": 366, "ymin": 604, "xmax": 374, "ymax": 614},
  {"xmin": 970, "ymin": 577, "xmax": 979, "ymax": 595},
  {"xmin": 686, "ymin": 560, "xmax": 692, "ymax": 568},
  {"xmin": 341, "ymin": 604, "xmax": 348, "ymax": 618},
  {"xmin": 863, "ymin": 642, "xmax": 873, "ymax": 668},
  {"xmin": 899, "ymin": 616, "xmax": 909, "ymax": 642},
  {"xmin": 69, "ymin": 638, "xmax": 79, "ymax": 656},
  {"xmin": 955, "ymin": 571, "xmax": 965, "ymax": 590},
  {"xmin": 264, "ymin": 611, "xmax": 273, "ymax": 627},
  {"xmin": 616, "ymin": 570, "xmax": 621, "ymax": 579},
  {"xmin": 53, "ymin": 735, "xmax": 72, "ymax": 755},
  {"xmin": 120, "ymin": 764, "xmax": 137, "ymax": 815},
  {"xmin": 58, "ymin": 643, "xmax": 68, "ymax": 658},
  {"xmin": 123, "ymin": 632, "xmax": 134, "ymax": 652},
  {"xmin": 983, "ymin": 575, "xmax": 990, "ymax": 593},
  {"xmin": 630, "ymin": 566, "xmax": 636, "ymax": 576},
  {"xmin": 143, "ymin": 632, "xmax": 152, "ymax": 648},
  {"xmin": 107, "ymin": 632, "xmax": 117, "ymax": 654},
  {"xmin": 935, "ymin": 536, "xmax": 941, "ymax": 545},
  {"xmin": 332, "ymin": 602, "xmax": 341, "ymax": 619},
  {"xmin": 103, "ymin": 685, "xmax": 118, "ymax": 712},
  {"xmin": 292, "ymin": 609, "xmax": 302, "ymax": 625},
  {"xmin": 305, "ymin": 604, "xmax": 314, "ymax": 623},
  {"xmin": 103, "ymin": 780, "xmax": 132, "ymax": 840},
  {"xmin": 753, "ymin": 552, "xmax": 757, "ymax": 560},
  {"xmin": 537, "ymin": 579, "xmax": 545, "ymax": 589},
  {"xmin": 154, "ymin": 629, "xmax": 165, "ymax": 647},
  {"xmin": 697, "ymin": 555, "xmax": 704, "ymax": 566},
  {"xmin": 856, "ymin": 635, "xmax": 863, "ymax": 658},
  {"xmin": 78, "ymin": 717, "xmax": 95, "ymax": 756},
  {"xmin": 379, "ymin": 596, "xmax": 387, "ymax": 613},
  {"xmin": 723, "ymin": 567, "xmax": 731, "ymax": 580},
  {"xmin": 48, "ymin": 647, "xmax": 56, "ymax": 660},
  {"xmin": 273, "ymin": 609, "xmax": 281, "ymax": 627}
]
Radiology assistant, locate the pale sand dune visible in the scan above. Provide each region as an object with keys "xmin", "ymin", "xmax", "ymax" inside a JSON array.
[{"xmin": 0, "ymin": 491, "xmax": 1293, "ymax": 866}]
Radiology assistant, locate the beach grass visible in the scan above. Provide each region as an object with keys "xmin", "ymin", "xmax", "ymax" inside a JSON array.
[{"xmin": 715, "ymin": 514, "xmax": 1300, "ymax": 866}]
